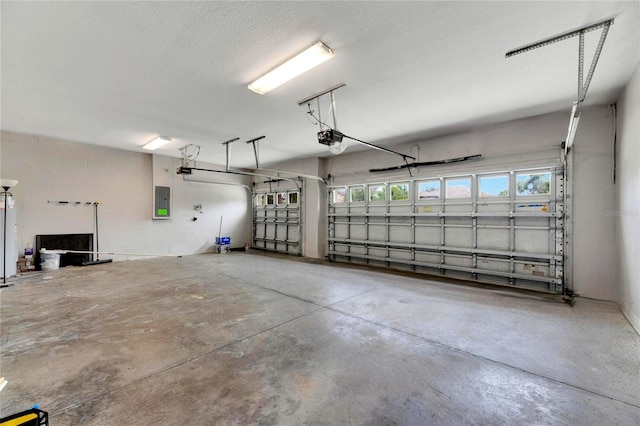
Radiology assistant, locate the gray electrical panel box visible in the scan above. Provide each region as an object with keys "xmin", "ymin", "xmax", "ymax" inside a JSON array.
[{"xmin": 154, "ymin": 186, "xmax": 171, "ymax": 219}]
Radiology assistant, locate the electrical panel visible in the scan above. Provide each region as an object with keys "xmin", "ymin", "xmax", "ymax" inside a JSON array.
[
  {"xmin": 152, "ymin": 154, "xmax": 172, "ymax": 220},
  {"xmin": 154, "ymin": 186, "xmax": 171, "ymax": 219}
]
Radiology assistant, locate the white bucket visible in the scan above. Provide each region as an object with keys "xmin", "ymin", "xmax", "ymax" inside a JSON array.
[{"xmin": 40, "ymin": 251, "xmax": 61, "ymax": 271}]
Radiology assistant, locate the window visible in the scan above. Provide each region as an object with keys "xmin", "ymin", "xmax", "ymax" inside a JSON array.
[
  {"xmin": 256, "ymin": 194, "xmax": 265, "ymax": 206},
  {"xmin": 445, "ymin": 178, "xmax": 471, "ymax": 199},
  {"xmin": 266, "ymin": 194, "xmax": 275, "ymax": 205},
  {"xmin": 369, "ymin": 184, "xmax": 386, "ymax": 202},
  {"xmin": 288, "ymin": 192, "xmax": 299, "ymax": 204},
  {"xmin": 350, "ymin": 186, "xmax": 365, "ymax": 202},
  {"xmin": 334, "ymin": 187, "xmax": 347, "ymax": 203},
  {"xmin": 277, "ymin": 193, "xmax": 287, "ymax": 205},
  {"xmin": 479, "ymin": 175, "xmax": 509, "ymax": 197},
  {"xmin": 517, "ymin": 172, "xmax": 551, "ymax": 196},
  {"xmin": 390, "ymin": 183, "xmax": 409, "ymax": 201},
  {"xmin": 417, "ymin": 180, "xmax": 440, "ymax": 200}
]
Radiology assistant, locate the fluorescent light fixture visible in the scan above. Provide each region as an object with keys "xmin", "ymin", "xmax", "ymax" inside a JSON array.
[
  {"xmin": 565, "ymin": 101, "xmax": 581, "ymax": 154},
  {"xmin": 143, "ymin": 136, "xmax": 172, "ymax": 151},
  {"xmin": 248, "ymin": 41, "xmax": 334, "ymax": 95}
]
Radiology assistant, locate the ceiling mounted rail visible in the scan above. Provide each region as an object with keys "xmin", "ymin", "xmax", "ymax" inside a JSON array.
[
  {"xmin": 506, "ymin": 18, "xmax": 613, "ymax": 153},
  {"xmin": 342, "ymin": 134, "xmax": 416, "ymax": 162},
  {"xmin": 217, "ymin": 136, "xmax": 326, "ymax": 184},
  {"xmin": 506, "ymin": 17, "xmax": 613, "ymax": 104},
  {"xmin": 505, "ymin": 18, "xmax": 613, "ymax": 58},
  {"xmin": 255, "ymin": 167, "xmax": 327, "ymax": 184},
  {"xmin": 177, "ymin": 166, "xmax": 302, "ymax": 191},
  {"xmin": 297, "ymin": 83, "xmax": 346, "ymax": 106},
  {"xmin": 299, "ymin": 84, "xmax": 416, "ymax": 165}
]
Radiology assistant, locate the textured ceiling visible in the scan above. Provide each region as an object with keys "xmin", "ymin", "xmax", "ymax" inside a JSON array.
[{"xmin": 1, "ymin": 1, "xmax": 638, "ymax": 168}]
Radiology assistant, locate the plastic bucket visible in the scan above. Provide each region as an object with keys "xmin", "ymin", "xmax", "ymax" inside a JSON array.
[{"xmin": 40, "ymin": 252, "xmax": 61, "ymax": 271}]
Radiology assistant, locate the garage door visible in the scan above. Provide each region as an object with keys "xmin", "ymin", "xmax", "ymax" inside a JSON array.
[
  {"xmin": 328, "ymin": 165, "xmax": 564, "ymax": 293},
  {"xmin": 253, "ymin": 185, "xmax": 302, "ymax": 256}
]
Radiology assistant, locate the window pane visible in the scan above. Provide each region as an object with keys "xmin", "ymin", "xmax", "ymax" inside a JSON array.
[
  {"xmin": 446, "ymin": 178, "xmax": 471, "ymax": 198},
  {"xmin": 390, "ymin": 183, "xmax": 409, "ymax": 201},
  {"xmin": 517, "ymin": 173, "xmax": 551, "ymax": 196},
  {"xmin": 350, "ymin": 187, "xmax": 365, "ymax": 202},
  {"xmin": 479, "ymin": 176, "xmax": 509, "ymax": 197},
  {"xmin": 288, "ymin": 192, "xmax": 299, "ymax": 204},
  {"xmin": 277, "ymin": 193, "xmax": 287, "ymax": 205},
  {"xmin": 418, "ymin": 181, "xmax": 440, "ymax": 200},
  {"xmin": 266, "ymin": 194, "xmax": 275, "ymax": 205},
  {"xmin": 334, "ymin": 188, "xmax": 347, "ymax": 203},
  {"xmin": 369, "ymin": 184, "xmax": 386, "ymax": 202},
  {"xmin": 256, "ymin": 194, "xmax": 265, "ymax": 206}
]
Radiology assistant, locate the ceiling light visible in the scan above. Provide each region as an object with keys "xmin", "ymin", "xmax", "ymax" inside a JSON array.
[
  {"xmin": 143, "ymin": 136, "xmax": 172, "ymax": 150},
  {"xmin": 248, "ymin": 41, "xmax": 334, "ymax": 95}
]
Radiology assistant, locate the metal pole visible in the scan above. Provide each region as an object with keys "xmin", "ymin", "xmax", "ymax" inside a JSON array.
[
  {"xmin": 222, "ymin": 137, "xmax": 239, "ymax": 171},
  {"xmin": 183, "ymin": 167, "xmax": 301, "ymax": 191},
  {"xmin": 94, "ymin": 202, "xmax": 100, "ymax": 261},
  {"xmin": 43, "ymin": 249, "xmax": 183, "ymax": 258},
  {"xmin": 2, "ymin": 188, "xmax": 7, "ymax": 284},
  {"xmin": 330, "ymin": 90, "xmax": 338, "ymax": 130},
  {"xmin": 342, "ymin": 134, "xmax": 416, "ymax": 161},
  {"xmin": 505, "ymin": 18, "xmax": 613, "ymax": 58},
  {"xmin": 297, "ymin": 83, "xmax": 346, "ymax": 106},
  {"xmin": 245, "ymin": 136, "xmax": 265, "ymax": 170},
  {"xmin": 578, "ymin": 31, "xmax": 585, "ymax": 101},
  {"xmin": 580, "ymin": 21, "xmax": 610, "ymax": 103}
]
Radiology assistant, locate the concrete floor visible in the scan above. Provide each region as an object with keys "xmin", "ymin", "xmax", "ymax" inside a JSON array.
[{"xmin": 0, "ymin": 252, "xmax": 638, "ymax": 425}]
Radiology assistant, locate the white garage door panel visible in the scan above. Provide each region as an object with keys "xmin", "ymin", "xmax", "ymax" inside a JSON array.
[
  {"xmin": 444, "ymin": 254, "xmax": 474, "ymax": 268},
  {"xmin": 515, "ymin": 229, "xmax": 550, "ymax": 253},
  {"xmin": 368, "ymin": 225, "xmax": 387, "ymax": 241},
  {"xmin": 415, "ymin": 225, "xmax": 440, "ymax": 245},
  {"xmin": 348, "ymin": 225, "xmax": 367, "ymax": 240},
  {"xmin": 265, "ymin": 225, "xmax": 276, "ymax": 240},
  {"xmin": 389, "ymin": 249, "xmax": 413, "ymax": 261},
  {"xmin": 477, "ymin": 204, "xmax": 511, "ymax": 214},
  {"xmin": 445, "ymin": 226, "xmax": 473, "ymax": 247},
  {"xmin": 477, "ymin": 229, "xmax": 509, "ymax": 250},
  {"xmin": 368, "ymin": 247, "xmax": 387, "ymax": 258},
  {"xmin": 328, "ymin": 165, "xmax": 564, "ymax": 294},
  {"xmin": 253, "ymin": 188, "xmax": 301, "ymax": 255},
  {"xmin": 478, "ymin": 258, "xmax": 510, "ymax": 273},
  {"xmin": 389, "ymin": 226, "xmax": 411, "ymax": 243}
]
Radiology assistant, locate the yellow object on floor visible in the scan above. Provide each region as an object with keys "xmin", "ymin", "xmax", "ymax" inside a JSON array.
[
  {"xmin": 0, "ymin": 413, "xmax": 37, "ymax": 426},
  {"xmin": 0, "ymin": 408, "xmax": 48, "ymax": 426}
]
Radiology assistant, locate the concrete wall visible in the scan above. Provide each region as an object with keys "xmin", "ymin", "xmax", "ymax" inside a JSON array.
[
  {"xmin": 276, "ymin": 108, "xmax": 618, "ymax": 301},
  {"xmin": 615, "ymin": 64, "xmax": 640, "ymax": 333},
  {"xmin": 0, "ymin": 131, "xmax": 252, "ymax": 261},
  {"xmin": 570, "ymin": 107, "xmax": 618, "ymax": 302}
]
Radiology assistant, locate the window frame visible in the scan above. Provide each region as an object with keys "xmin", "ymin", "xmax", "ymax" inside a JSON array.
[
  {"xmin": 390, "ymin": 182, "xmax": 410, "ymax": 202},
  {"xmin": 445, "ymin": 176, "xmax": 472, "ymax": 199},
  {"xmin": 478, "ymin": 174, "xmax": 510, "ymax": 198},
  {"xmin": 416, "ymin": 179, "xmax": 441, "ymax": 202}
]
